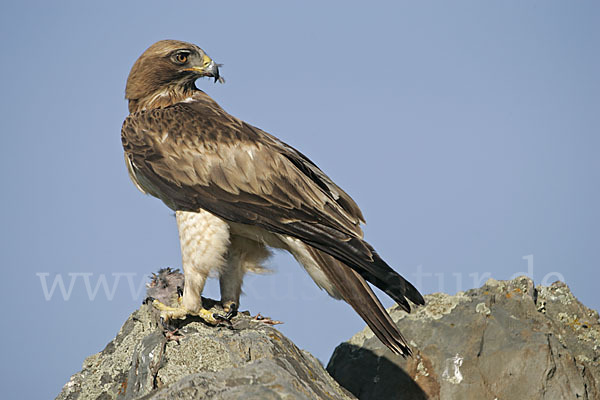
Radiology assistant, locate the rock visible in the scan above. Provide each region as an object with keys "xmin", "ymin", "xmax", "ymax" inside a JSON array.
[
  {"xmin": 56, "ymin": 269, "xmax": 354, "ymax": 400},
  {"xmin": 327, "ymin": 276, "xmax": 600, "ymax": 400}
]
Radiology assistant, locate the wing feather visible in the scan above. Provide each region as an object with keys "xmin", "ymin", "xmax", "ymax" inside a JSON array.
[
  {"xmin": 306, "ymin": 246, "xmax": 411, "ymax": 356},
  {"xmin": 122, "ymin": 98, "xmax": 424, "ymax": 309}
]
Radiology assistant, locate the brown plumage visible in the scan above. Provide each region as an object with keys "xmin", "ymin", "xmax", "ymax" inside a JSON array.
[{"xmin": 122, "ymin": 40, "xmax": 424, "ymax": 356}]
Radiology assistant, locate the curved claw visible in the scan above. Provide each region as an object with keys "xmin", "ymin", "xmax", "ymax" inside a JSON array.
[
  {"xmin": 159, "ymin": 316, "xmax": 170, "ymax": 330},
  {"xmin": 143, "ymin": 296, "xmax": 156, "ymax": 305},
  {"xmin": 212, "ymin": 312, "xmax": 233, "ymax": 326},
  {"xmin": 224, "ymin": 302, "xmax": 238, "ymax": 320}
]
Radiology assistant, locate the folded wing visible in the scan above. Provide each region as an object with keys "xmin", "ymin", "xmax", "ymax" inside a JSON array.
[{"xmin": 121, "ymin": 98, "xmax": 424, "ymax": 314}]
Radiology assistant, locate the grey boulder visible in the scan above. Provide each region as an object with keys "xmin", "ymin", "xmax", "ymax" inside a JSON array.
[{"xmin": 327, "ymin": 277, "xmax": 600, "ymax": 400}]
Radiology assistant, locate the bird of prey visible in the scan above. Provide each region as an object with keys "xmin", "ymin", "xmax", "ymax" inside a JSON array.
[{"xmin": 122, "ymin": 40, "xmax": 424, "ymax": 356}]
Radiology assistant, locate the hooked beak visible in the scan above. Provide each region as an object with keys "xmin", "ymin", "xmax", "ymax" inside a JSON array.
[{"xmin": 183, "ymin": 54, "xmax": 223, "ymax": 83}]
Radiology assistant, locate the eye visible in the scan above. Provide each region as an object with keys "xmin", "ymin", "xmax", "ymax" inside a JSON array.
[
  {"xmin": 176, "ymin": 53, "xmax": 188, "ymax": 63},
  {"xmin": 172, "ymin": 51, "xmax": 190, "ymax": 64}
]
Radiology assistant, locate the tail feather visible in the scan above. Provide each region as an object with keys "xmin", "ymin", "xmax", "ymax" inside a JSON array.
[
  {"xmin": 306, "ymin": 246, "xmax": 413, "ymax": 356},
  {"xmin": 302, "ymin": 233, "xmax": 425, "ymax": 311}
]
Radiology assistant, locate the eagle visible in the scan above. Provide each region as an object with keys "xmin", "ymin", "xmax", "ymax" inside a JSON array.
[{"xmin": 122, "ymin": 40, "xmax": 424, "ymax": 356}]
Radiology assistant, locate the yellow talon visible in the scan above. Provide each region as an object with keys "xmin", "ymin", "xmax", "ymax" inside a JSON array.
[{"xmin": 149, "ymin": 298, "xmax": 218, "ymax": 325}]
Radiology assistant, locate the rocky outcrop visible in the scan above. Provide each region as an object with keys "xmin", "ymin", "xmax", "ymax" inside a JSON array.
[
  {"xmin": 56, "ymin": 269, "xmax": 354, "ymax": 400},
  {"xmin": 57, "ymin": 273, "xmax": 600, "ymax": 400},
  {"xmin": 327, "ymin": 277, "xmax": 600, "ymax": 400}
]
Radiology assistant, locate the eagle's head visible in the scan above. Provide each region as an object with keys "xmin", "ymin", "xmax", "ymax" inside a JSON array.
[{"xmin": 125, "ymin": 40, "xmax": 222, "ymax": 112}]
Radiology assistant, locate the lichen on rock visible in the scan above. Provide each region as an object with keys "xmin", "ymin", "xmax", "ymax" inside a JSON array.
[
  {"xmin": 328, "ymin": 277, "xmax": 600, "ymax": 400},
  {"xmin": 56, "ymin": 269, "xmax": 354, "ymax": 400}
]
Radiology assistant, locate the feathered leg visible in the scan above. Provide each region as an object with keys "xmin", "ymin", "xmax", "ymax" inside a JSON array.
[
  {"xmin": 220, "ymin": 235, "xmax": 270, "ymax": 315},
  {"xmin": 148, "ymin": 210, "xmax": 231, "ymax": 324}
]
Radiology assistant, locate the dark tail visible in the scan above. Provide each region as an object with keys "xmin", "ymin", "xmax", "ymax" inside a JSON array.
[{"xmin": 306, "ymin": 246, "xmax": 413, "ymax": 356}]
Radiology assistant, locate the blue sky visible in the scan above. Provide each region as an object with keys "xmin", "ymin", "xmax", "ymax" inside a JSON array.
[{"xmin": 1, "ymin": 1, "xmax": 598, "ymax": 398}]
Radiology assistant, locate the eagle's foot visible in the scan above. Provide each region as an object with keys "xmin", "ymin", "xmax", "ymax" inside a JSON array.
[
  {"xmin": 145, "ymin": 297, "xmax": 219, "ymax": 325},
  {"xmin": 222, "ymin": 301, "xmax": 238, "ymax": 320}
]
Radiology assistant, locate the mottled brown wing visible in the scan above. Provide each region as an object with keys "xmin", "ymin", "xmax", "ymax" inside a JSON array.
[{"xmin": 121, "ymin": 100, "xmax": 424, "ymax": 310}]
